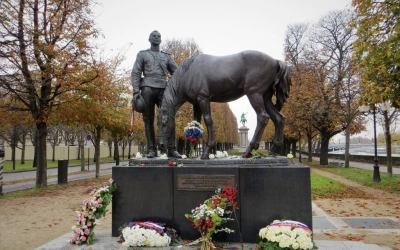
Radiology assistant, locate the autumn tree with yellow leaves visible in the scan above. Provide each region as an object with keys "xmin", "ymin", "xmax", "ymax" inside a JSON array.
[
  {"xmin": 54, "ymin": 49, "xmax": 131, "ymax": 178},
  {"xmin": 0, "ymin": 0, "xmax": 102, "ymax": 188},
  {"xmin": 284, "ymin": 10, "xmax": 364, "ymax": 165},
  {"xmin": 352, "ymin": 0, "xmax": 400, "ymax": 108}
]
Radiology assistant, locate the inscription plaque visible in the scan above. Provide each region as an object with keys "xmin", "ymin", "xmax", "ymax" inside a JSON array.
[{"xmin": 177, "ymin": 175, "xmax": 235, "ymax": 191}]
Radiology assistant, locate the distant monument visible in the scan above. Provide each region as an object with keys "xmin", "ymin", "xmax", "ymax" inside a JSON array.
[
  {"xmin": 240, "ymin": 112, "xmax": 247, "ymax": 127},
  {"xmin": 239, "ymin": 112, "xmax": 249, "ymax": 152}
]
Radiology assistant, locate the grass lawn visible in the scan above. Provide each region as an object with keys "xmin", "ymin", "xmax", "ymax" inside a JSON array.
[
  {"xmin": 311, "ymin": 172, "xmax": 370, "ymax": 199},
  {"xmin": 307, "ymin": 161, "xmax": 400, "ymax": 194},
  {"xmin": 227, "ymin": 149, "xmax": 370, "ymax": 199}
]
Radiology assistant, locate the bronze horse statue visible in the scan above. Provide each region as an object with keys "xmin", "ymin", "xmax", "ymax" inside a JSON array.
[{"xmin": 159, "ymin": 50, "xmax": 291, "ymax": 159}]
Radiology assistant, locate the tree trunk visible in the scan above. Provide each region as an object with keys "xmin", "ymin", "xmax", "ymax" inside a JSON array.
[
  {"xmin": 35, "ymin": 122, "xmax": 48, "ymax": 188},
  {"xmin": 284, "ymin": 138, "xmax": 291, "ymax": 155},
  {"xmin": 384, "ymin": 112, "xmax": 392, "ymax": 177},
  {"xmin": 121, "ymin": 141, "xmax": 126, "ymax": 160},
  {"xmin": 344, "ymin": 127, "xmax": 351, "ymax": 168},
  {"xmin": 52, "ymin": 144, "xmax": 56, "ymax": 162},
  {"xmin": 32, "ymin": 152, "xmax": 37, "ymax": 168},
  {"xmin": 128, "ymin": 141, "xmax": 131, "ymax": 159},
  {"xmin": 108, "ymin": 140, "xmax": 112, "ymax": 157},
  {"xmin": 11, "ymin": 143, "xmax": 16, "ymax": 171},
  {"xmin": 11, "ymin": 125, "xmax": 17, "ymax": 170},
  {"xmin": 307, "ymin": 134, "xmax": 313, "ymax": 162},
  {"xmin": 320, "ymin": 132, "xmax": 330, "ymax": 165},
  {"xmin": 21, "ymin": 139, "xmax": 26, "ymax": 164},
  {"xmin": 315, "ymin": 140, "xmax": 321, "ymax": 153},
  {"xmin": 291, "ymin": 140, "xmax": 296, "ymax": 156},
  {"xmin": 114, "ymin": 138, "xmax": 120, "ymax": 166}
]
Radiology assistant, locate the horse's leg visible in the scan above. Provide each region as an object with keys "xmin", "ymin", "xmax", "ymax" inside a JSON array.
[
  {"xmin": 264, "ymin": 94, "xmax": 285, "ymax": 155},
  {"xmin": 193, "ymin": 104, "xmax": 202, "ymax": 122},
  {"xmin": 244, "ymin": 93, "xmax": 271, "ymax": 157},
  {"xmin": 193, "ymin": 104, "xmax": 203, "ymax": 157},
  {"xmin": 197, "ymin": 99, "xmax": 213, "ymax": 159}
]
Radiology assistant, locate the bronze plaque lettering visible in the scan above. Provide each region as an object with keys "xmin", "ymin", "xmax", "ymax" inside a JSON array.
[{"xmin": 177, "ymin": 175, "xmax": 235, "ymax": 191}]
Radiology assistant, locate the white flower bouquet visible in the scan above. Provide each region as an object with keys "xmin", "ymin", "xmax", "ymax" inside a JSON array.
[
  {"xmin": 209, "ymin": 151, "xmax": 228, "ymax": 159},
  {"xmin": 119, "ymin": 221, "xmax": 180, "ymax": 247},
  {"xmin": 257, "ymin": 220, "xmax": 316, "ymax": 250}
]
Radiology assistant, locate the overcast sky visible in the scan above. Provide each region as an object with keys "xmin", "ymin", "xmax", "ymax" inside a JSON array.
[{"xmin": 93, "ymin": 0, "xmax": 353, "ymax": 140}]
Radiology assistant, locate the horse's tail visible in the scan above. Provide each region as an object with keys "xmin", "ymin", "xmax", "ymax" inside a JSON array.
[{"xmin": 273, "ymin": 60, "xmax": 291, "ymax": 111}]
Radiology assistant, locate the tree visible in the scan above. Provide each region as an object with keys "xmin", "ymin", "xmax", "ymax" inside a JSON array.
[
  {"xmin": 352, "ymin": 0, "xmax": 400, "ymax": 108},
  {"xmin": 0, "ymin": 0, "xmax": 100, "ymax": 188},
  {"xmin": 47, "ymin": 124, "xmax": 63, "ymax": 162},
  {"xmin": 377, "ymin": 107, "xmax": 399, "ymax": 176},
  {"xmin": 0, "ymin": 94, "xmax": 32, "ymax": 167},
  {"xmin": 54, "ymin": 46, "xmax": 131, "ymax": 176},
  {"xmin": 284, "ymin": 11, "xmax": 364, "ymax": 165}
]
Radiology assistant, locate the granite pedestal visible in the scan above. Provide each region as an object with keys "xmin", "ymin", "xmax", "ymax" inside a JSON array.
[{"xmin": 112, "ymin": 157, "xmax": 312, "ymax": 242}]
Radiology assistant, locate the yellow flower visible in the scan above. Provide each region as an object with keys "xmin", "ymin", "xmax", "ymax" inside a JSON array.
[{"xmin": 287, "ymin": 154, "xmax": 293, "ymax": 159}]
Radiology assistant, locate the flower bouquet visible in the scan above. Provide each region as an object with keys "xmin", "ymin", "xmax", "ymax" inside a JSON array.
[
  {"xmin": 257, "ymin": 220, "xmax": 316, "ymax": 250},
  {"xmin": 119, "ymin": 221, "xmax": 180, "ymax": 247},
  {"xmin": 185, "ymin": 185, "xmax": 238, "ymax": 250},
  {"xmin": 209, "ymin": 150, "xmax": 229, "ymax": 159},
  {"xmin": 70, "ymin": 178, "xmax": 117, "ymax": 245},
  {"xmin": 184, "ymin": 120, "xmax": 204, "ymax": 158}
]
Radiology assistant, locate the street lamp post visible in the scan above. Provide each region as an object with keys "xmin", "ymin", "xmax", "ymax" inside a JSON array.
[
  {"xmin": 358, "ymin": 103, "xmax": 390, "ymax": 183},
  {"xmin": 0, "ymin": 146, "xmax": 4, "ymax": 196}
]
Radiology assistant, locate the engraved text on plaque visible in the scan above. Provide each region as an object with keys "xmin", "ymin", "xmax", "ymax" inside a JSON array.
[{"xmin": 177, "ymin": 175, "xmax": 236, "ymax": 191}]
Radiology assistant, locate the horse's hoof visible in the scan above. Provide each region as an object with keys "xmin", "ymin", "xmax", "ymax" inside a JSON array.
[
  {"xmin": 242, "ymin": 152, "xmax": 252, "ymax": 158},
  {"xmin": 147, "ymin": 151, "xmax": 156, "ymax": 158},
  {"xmin": 168, "ymin": 150, "xmax": 182, "ymax": 158},
  {"xmin": 201, "ymin": 154, "xmax": 209, "ymax": 159}
]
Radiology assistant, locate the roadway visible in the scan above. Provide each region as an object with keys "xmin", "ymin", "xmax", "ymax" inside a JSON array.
[{"xmin": 2, "ymin": 161, "xmax": 128, "ymax": 193}]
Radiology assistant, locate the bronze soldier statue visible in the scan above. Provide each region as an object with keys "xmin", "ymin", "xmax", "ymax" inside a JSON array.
[{"xmin": 131, "ymin": 30, "xmax": 181, "ymax": 158}]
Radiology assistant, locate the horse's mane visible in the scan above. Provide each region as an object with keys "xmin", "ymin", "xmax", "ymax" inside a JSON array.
[{"xmin": 161, "ymin": 55, "xmax": 198, "ymax": 115}]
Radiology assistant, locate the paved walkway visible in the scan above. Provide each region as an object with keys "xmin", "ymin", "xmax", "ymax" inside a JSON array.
[{"xmin": 2, "ymin": 158, "xmax": 398, "ymax": 250}]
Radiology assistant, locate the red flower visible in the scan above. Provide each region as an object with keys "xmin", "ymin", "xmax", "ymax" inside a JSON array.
[
  {"xmin": 141, "ymin": 163, "xmax": 145, "ymax": 167},
  {"xmin": 245, "ymin": 152, "xmax": 252, "ymax": 158},
  {"xmin": 207, "ymin": 218, "xmax": 214, "ymax": 228},
  {"xmin": 168, "ymin": 161, "xmax": 174, "ymax": 166},
  {"xmin": 220, "ymin": 184, "xmax": 237, "ymax": 209},
  {"xmin": 213, "ymin": 197, "xmax": 220, "ymax": 205}
]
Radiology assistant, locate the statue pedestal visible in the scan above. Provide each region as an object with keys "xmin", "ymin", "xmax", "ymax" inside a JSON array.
[
  {"xmin": 112, "ymin": 158, "xmax": 312, "ymax": 242},
  {"xmin": 238, "ymin": 126, "xmax": 249, "ymax": 152}
]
